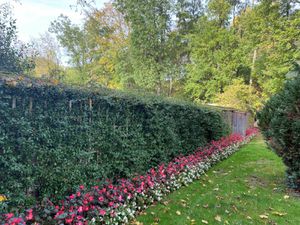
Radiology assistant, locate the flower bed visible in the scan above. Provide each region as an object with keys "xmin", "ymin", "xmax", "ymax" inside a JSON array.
[{"xmin": 1, "ymin": 128, "xmax": 258, "ymax": 225}]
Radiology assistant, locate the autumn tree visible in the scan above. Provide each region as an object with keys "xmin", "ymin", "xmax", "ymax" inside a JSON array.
[{"xmin": 84, "ymin": 3, "xmax": 130, "ymax": 88}]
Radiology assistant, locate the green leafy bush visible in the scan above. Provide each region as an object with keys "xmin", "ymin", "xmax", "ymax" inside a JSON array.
[
  {"xmin": 0, "ymin": 76, "xmax": 229, "ymax": 208},
  {"xmin": 258, "ymin": 75, "xmax": 300, "ymax": 190}
]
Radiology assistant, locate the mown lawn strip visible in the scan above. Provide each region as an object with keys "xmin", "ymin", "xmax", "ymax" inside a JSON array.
[{"xmin": 135, "ymin": 136, "xmax": 300, "ymax": 225}]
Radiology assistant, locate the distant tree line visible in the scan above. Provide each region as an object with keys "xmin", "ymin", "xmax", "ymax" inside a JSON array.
[{"xmin": 1, "ymin": 0, "xmax": 299, "ymax": 112}]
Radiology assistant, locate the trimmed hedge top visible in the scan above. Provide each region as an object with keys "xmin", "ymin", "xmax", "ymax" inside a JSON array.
[{"xmin": 0, "ymin": 75, "xmax": 229, "ymax": 208}]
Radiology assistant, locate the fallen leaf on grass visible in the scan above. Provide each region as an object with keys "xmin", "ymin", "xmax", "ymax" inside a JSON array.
[
  {"xmin": 203, "ymin": 204, "xmax": 209, "ymax": 208},
  {"xmin": 201, "ymin": 220, "xmax": 208, "ymax": 224},
  {"xmin": 284, "ymin": 195, "xmax": 290, "ymax": 199},
  {"xmin": 246, "ymin": 216, "xmax": 252, "ymax": 220},
  {"xmin": 214, "ymin": 215, "xmax": 221, "ymax": 222},
  {"xmin": 216, "ymin": 195, "xmax": 224, "ymax": 200},
  {"xmin": 176, "ymin": 211, "xmax": 181, "ymax": 215},
  {"xmin": 162, "ymin": 201, "xmax": 169, "ymax": 206},
  {"xmin": 154, "ymin": 217, "xmax": 160, "ymax": 222},
  {"xmin": 232, "ymin": 205, "xmax": 238, "ymax": 212},
  {"xmin": 259, "ymin": 214, "xmax": 269, "ymax": 219},
  {"xmin": 163, "ymin": 208, "xmax": 169, "ymax": 213},
  {"xmin": 272, "ymin": 211, "xmax": 287, "ymax": 216}
]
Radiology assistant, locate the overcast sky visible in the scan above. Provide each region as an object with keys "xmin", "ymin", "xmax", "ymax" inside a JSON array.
[{"xmin": 0, "ymin": 0, "xmax": 107, "ymax": 42}]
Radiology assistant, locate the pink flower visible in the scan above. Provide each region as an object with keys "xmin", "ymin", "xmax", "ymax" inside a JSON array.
[
  {"xmin": 78, "ymin": 206, "xmax": 83, "ymax": 213},
  {"xmin": 99, "ymin": 209, "xmax": 106, "ymax": 216},
  {"xmin": 108, "ymin": 202, "xmax": 114, "ymax": 207},
  {"xmin": 98, "ymin": 196, "xmax": 104, "ymax": 202},
  {"xmin": 77, "ymin": 215, "xmax": 83, "ymax": 220},
  {"xmin": 118, "ymin": 195, "xmax": 123, "ymax": 202},
  {"xmin": 5, "ymin": 213, "xmax": 14, "ymax": 220},
  {"xmin": 25, "ymin": 209, "xmax": 33, "ymax": 220},
  {"xmin": 11, "ymin": 218, "xmax": 25, "ymax": 225},
  {"xmin": 69, "ymin": 194, "xmax": 75, "ymax": 200},
  {"xmin": 76, "ymin": 222, "xmax": 84, "ymax": 225},
  {"xmin": 65, "ymin": 217, "xmax": 73, "ymax": 224},
  {"xmin": 88, "ymin": 196, "xmax": 94, "ymax": 202},
  {"xmin": 79, "ymin": 185, "xmax": 85, "ymax": 190}
]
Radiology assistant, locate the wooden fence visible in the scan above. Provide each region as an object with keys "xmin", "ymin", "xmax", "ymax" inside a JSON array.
[{"xmin": 221, "ymin": 110, "xmax": 251, "ymax": 136}]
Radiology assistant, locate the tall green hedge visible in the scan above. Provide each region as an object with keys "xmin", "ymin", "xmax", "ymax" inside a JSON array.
[
  {"xmin": 258, "ymin": 75, "xmax": 300, "ymax": 190},
  {"xmin": 0, "ymin": 76, "xmax": 229, "ymax": 207}
]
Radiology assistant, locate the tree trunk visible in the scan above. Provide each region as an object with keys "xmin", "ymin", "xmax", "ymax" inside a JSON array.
[
  {"xmin": 250, "ymin": 48, "xmax": 257, "ymax": 86},
  {"xmin": 169, "ymin": 77, "xmax": 173, "ymax": 96}
]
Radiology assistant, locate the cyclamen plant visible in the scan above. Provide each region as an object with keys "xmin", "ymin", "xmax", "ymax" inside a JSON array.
[{"xmin": 1, "ymin": 128, "xmax": 258, "ymax": 225}]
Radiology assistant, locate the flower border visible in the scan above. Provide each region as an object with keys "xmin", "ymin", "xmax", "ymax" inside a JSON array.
[{"xmin": 1, "ymin": 128, "xmax": 258, "ymax": 225}]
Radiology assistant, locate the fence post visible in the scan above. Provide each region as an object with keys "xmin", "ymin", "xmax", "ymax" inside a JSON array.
[
  {"xmin": 69, "ymin": 100, "xmax": 72, "ymax": 111},
  {"xmin": 12, "ymin": 96, "xmax": 16, "ymax": 109},
  {"xmin": 29, "ymin": 97, "xmax": 33, "ymax": 114},
  {"xmin": 89, "ymin": 98, "xmax": 93, "ymax": 123}
]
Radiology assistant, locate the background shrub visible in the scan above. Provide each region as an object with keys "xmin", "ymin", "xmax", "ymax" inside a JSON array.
[
  {"xmin": 0, "ymin": 76, "xmax": 229, "ymax": 208},
  {"xmin": 258, "ymin": 74, "xmax": 300, "ymax": 190}
]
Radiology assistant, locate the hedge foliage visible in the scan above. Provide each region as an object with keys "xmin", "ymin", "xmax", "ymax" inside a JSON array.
[
  {"xmin": 0, "ymin": 76, "xmax": 229, "ymax": 208},
  {"xmin": 258, "ymin": 75, "xmax": 300, "ymax": 190}
]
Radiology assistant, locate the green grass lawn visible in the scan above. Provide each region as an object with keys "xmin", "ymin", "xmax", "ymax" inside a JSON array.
[{"xmin": 134, "ymin": 136, "xmax": 300, "ymax": 225}]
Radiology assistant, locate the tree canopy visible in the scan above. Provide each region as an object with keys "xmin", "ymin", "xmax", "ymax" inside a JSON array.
[
  {"xmin": 3, "ymin": 0, "xmax": 300, "ymax": 112},
  {"xmin": 0, "ymin": 3, "xmax": 35, "ymax": 74}
]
